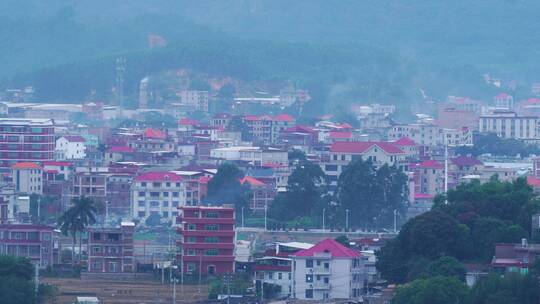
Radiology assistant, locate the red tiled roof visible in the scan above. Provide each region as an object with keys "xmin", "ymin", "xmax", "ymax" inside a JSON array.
[
  {"xmin": 179, "ymin": 118, "xmax": 200, "ymax": 126},
  {"xmin": 415, "ymin": 193, "xmax": 435, "ymax": 199},
  {"xmin": 394, "ymin": 137, "xmax": 417, "ymax": 146},
  {"xmin": 525, "ymin": 98, "xmax": 540, "ymax": 105},
  {"xmin": 495, "ymin": 93, "xmax": 511, "ymax": 99},
  {"xmin": 451, "ymin": 155, "xmax": 483, "ymax": 166},
  {"xmin": 416, "ymin": 160, "xmax": 443, "ymax": 169},
  {"xmin": 12, "ymin": 162, "xmax": 41, "ymax": 170},
  {"xmin": 339, "ymin": 123, "xmax": 353, "ymax": 129},
  {"xmin": 43, "ymin": 161, "xmax": 73, "ymax": 167},
  {"xmin": 274, "ymin": 114, "xmax": 294, "ymax": 122},
  {"xmin": 295, "ymin": 238, "xmax": 360, "ymax": 258},
  {"xmin": 329, "ymin": 131, "xmax": 352, "ymax": 139},
  {"xmin": 244, "ymin": 115, "xmax": 261, "ymax": 121},
  {"xmin": 240, "ymin": 176, "xmax": 266, "ymax": 186},
  {"xmin": 330, "ymin": 141, "xmax": 404, "ymax": 155},
  {"xmin": 134, "ymin": 172, "xmax": 182, "ymax": 182},
  {"xmin": 284, "ymin": 125, "xmax": 316, "ymax": 133},
  {"xmin": 108, "ymin": 146, "xmax": 135, "ymax": 153},
  {"xmin": 527, "ymin": 176, "xmax": 540, "ymax": 187},
  {"xmin": 143, "ymin": 128, "xmax": 166, "ymax": 140},
  {"xmin": 61, "ymin": 135, "xmax": 86, "ymax": 142}
]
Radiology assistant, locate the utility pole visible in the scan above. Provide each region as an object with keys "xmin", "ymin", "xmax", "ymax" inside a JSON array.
[
  {"xmin": 36, "ymin": 197, "xmax": 41, "ymax": 224},
  {"xmin": 322, "ymin": 208, "xmax": 326, "ymax": 232},
  {"xmin": 264, "ymin": 201, "xmax": 267, "ymax": 231},
  {"xmin": 444, "ymin": 141, "xmax": 448, "ymax": 204},
  {"xmin": 198, "ymin": 252, "xmax": 202, "ymax": 295},
  {"xmin": 393, "ymin": 209, "xmax": 398, "ymax": 233},
  {"xmin": 226, "ymin": 273, "xmax": 231, "ymax": 304},
  {"xmin": 34, "ymin": 262, "xmax": 39, "ymax": 295},
  {"xmin": 345, "ymin": 209, "xmax": 349, "ymax": 231},
  {"xmin": 241, "ymin": 207, "xmax": 244, "ymax": 228}
]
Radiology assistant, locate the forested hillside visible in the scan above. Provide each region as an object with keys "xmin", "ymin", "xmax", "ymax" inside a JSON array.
[{"xmin": 1, "ymin": 0, "xmax": 538, "ymax": 110}]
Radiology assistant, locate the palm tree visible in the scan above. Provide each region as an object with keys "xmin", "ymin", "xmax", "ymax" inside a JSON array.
[{"xmin": 58, "ymin": 197, "xmax": 97, "ymax": 266}]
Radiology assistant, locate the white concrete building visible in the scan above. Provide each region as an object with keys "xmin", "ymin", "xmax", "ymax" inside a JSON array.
[
  {"xmin": 479, "ymin": 110, "xmax": 538, "ymax": 140},
  {"xmin": 292, "ymin": 239, "xmax": 366, "ymax": 300},
  {"xmin": 131, "ymin": 172, "xmax": 187, "ymax": 223},
  {"xmin": 55, "ymin": 135, "xmax": 86, "ymax": 159},
  {"xmin": 210, "ymin": 146, "xmax": 288, "ymax": 167},
  {"xmin": 11, "ymin": 162, "xmax": 42, "ymax": 195}
]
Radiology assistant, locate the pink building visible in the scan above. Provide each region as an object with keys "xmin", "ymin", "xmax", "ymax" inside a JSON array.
[
  {"xmin": 177, "ymin": 206, "xmax": 235, "ymax": 275},
  {"xmin": 0, "ymin": 224, "xmax": 57, "ymax": 268}
]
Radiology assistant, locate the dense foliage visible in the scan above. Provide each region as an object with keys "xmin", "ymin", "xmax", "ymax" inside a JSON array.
[
  {"xmin": 377, "ymin": 178, "xmax": 540, "ymax": 283},
  {"xmin": 336, "ymin": 159, "xmax": 408, "ymax": 228},
  {"xmin": 392, "ymin": 276, "xmax": 468, "ymax": 304},
  {"xmin": 0, "ymin": 255, "xmax": 36, "ymax": 304},
  {"xmin": 206, "ymin": 163, "xmax": 251, "ymax": 210},
  {"xmin": 457, "ymin": 133, "xmax": 540, "ymax": 157}
]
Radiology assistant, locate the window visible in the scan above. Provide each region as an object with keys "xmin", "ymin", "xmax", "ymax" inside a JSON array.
[
  {"xmin": 187, "ymin": 249, "xmax": 196, "ymax": 256},
  {"xmin": 93, "ymin": 233, "xmax": 101, "ymax": 240},
  {"xmin": 187, "ymin": 263, "xmax": 196, "ymax": 272},
  {"xmin": 138, "ymin": 201, "xmax": 145, "ymax": 207},
  {"xmin": 163, "ymin": 192, "xmax": 169, "ymax": 197},
  {"xmin": 150, "ymin": 192, "xmax": 160, "ymax": 197},
  {"xmin": 206, "ymin": 211, "xmax": 219, "ymax": 218},
  {"xmin": 278, "ymin": 272, "xmax": 282, "ymax": 280},
  {"xmin": 306, "ymin": 259, "xmax": 313, "ymax": 268},
  {"xmin": 138, "ymin": 191, "xmax": 146, "ymax": 196},
  {"xmin": 305, "ymin": 274, "xmax": 313, "ymax": 282},
  {"xmin": 305, "ymin": 289, "xmax": 313, "ymax": 299},
  {"xmin": 141, "ymin": 182, "xmax": 147, "ymax": 187},
  {"xmin": 93, "ymin": 246, "xmax": 102, "ymax": 253},
  {"xmin": 204, "ymin": 237, "xmax": 219, "ymax": 243},
  {"xmin": 205, "ymin": 249, "xmax": 219, "ymax": 256},
  {"xmin": 205, "ymin": 224, "xmax": 219, "ymax": 231},
  {"xmin": 187, "ymin": 224, "xmax": 196, "ymax": 231},
  {"xmin": 152, "ymin": 182, "xmax": 161, "ymax": 187},
  {"xmin": 172, "ymin": 192, "xmax": 179, "ymax": 197},
  {"xmin": 325, "ymin": 164, "xmax": 338, "ymax": 171},
  {"xmin": 172, "ymin": 201, "xmax": 179, "ymax": 207},
  {"xmin": 138, "ymin": 211, "xmax": 145, "ymax": 217},
  {"xmin": 162, "ymin": 201, "xmax": 169, "ymax": 207},
  {"xmin": 150, "ymin": 201, "xmax": 160, "ymax": 207},
  {"xmin": 187, "ymin": 237, "xmax": 197, "ymax": 243},
  {"xmin": 166, "ymin": 182, "xmax": 171, "ymax": 187},
  {"xmin": 162, "ymin": 211, "xmax": 169, "ymax": 217}
]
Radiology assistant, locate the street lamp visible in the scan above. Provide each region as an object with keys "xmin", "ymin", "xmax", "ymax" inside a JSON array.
[{"xmin": 393, "ymin": 209, "xmax": 398, "ymax": 233}]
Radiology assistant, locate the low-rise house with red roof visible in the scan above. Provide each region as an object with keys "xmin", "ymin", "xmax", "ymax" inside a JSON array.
[
  {"xmin": 131, "ymin": 171, "xmax": 186, "ymax": 223},
  {"xmin": 323, "ymin": 141, "xmax": 407, "ymax": 187},
  {"xmin": 491, "ymin": 240, "xmax": 539, "ymax": 274},
  {"xmin": 12, "ymin": 162, "xmax": 42, "ymax": 195},
  {"xmin": 43, "ymin": 161, "xmax": 74, "ymax": 180},
  {"xmin": 240, "ymin": 176, "xmax": 276, "ymax": 213},
  {"xmin": 448, "ymin": 155, "xmax": 484, "ymax": 188},
  {"xmin": 291, "ymin": 238, "xmax": 367, "ymax": 300},
  {"xmin": 55, "ymin": 135, "xmax": 87, "ymax": 160},
  {"xmin": 280, "ymin": 125, "xmax": 319, "ymax": 150},
  {"xmin": 393, "ymin": 137, "xmax": 419, "ymax": 160},
  {"xmin": 127, "ymin": 128, "xmax": 175, "ymax": 153}
]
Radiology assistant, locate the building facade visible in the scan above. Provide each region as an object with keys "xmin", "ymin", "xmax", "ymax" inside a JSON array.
[
  {"xmin": 479, "ymin": 110, "xmax": 538, "ymax": 140},
  {"xmin": 0, "ymin": 224, "xmax": 56, "ymax": 268},
  {"xmin": 87, "ymin": 222, "xmax": 135, "ymax": 273},
  {"xmin": 55, "ymin": 135, "xmax": 87, "ymax": 160},
  {"xmin": 292, "ymin": 239, "xmax": 365, "ymax": 300},
  {"xmin": 177, "ymin": 206, "xmax": 235, "ymax": 275},
  {"xmin": 0, "ymin": 118, "xmax": 55, "ymax": 168},
  {"xmin": 12, "ymin": 162, "xmax": 43, "ymax": 195}
]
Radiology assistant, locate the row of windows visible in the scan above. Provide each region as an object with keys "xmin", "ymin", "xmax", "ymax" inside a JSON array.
[
  {"xmin": 186, "ymin": 248, "xmax": 220, "ymax": 256},
  {"xmin": 139, "ymin": 182, "xmax": 181, "ymax": 187},
  {"xmin": 186, "ymin": 236, "xmax": 220, "ymax": 243},
  {"xmin": 139, "ymin": 191, "xmax": 181, "ymax": 197},
  {"xmin": 138, "ymin": 201, "xmax": 180, "ymax": 208},
  {"xmin": 137, "ymin": 211, "xmax": 178, "ymax": 218}
]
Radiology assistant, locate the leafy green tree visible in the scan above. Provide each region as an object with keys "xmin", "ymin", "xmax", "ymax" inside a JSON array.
[
  {"xmin": 467, "ymin": 272, "xmax": 540, "ymax": 304},
  {"xmin": 337, "ymin": 160, "xmax": 407, "ymax": 228},
  {"xmin": 392, "ymin": 276, "xmax": 468, "ymax": 304},
  {"xmin": 268, "ymin": 160, "xmax": 325, "ymax": 221},
  {"xmin": 207, "ymin": 163, "xmax": 251, "ymax": 210},
  {"xmin": 58, "ymin": 197, "xmax": 98, "ymax": 265},
  {"xmin": 0, "ymin": 255, "xmax": 36, "ymax": 304},
  {"xmin": 335, "ymin": 235, "xmax": 350, "ymax": 247},
  {"xmin": 145, "ymin": 212, "xmax": 162, "ymax": 226},
  {"xmin": 422, "ymin": 256, "xmax": 466, "ymax": 282}
]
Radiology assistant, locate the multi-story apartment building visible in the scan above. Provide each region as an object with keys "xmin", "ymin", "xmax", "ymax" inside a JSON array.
[
  {"xmin": 210, "ymin": 146, "xmax": 288, "ymax": 167},
  {"xmin": 244, "ymin": 115, "xmax": 295, "ymax": 145},
  {"xmin": 240, "ymin": 176, "xmax": 276, "ymax": 213},
  {"xmin": 87, "ymin": 221, "xmax": 135, "ymax": 273},
  {"xmin": 131, "ymin": 172, "xmax": 186, "ymax": 223},
  {"xmin": 12, "ymin": 162, "xmax": 42, "ymax": 195},
  {"xmin": 494, "ymin": 93, "xmax": 514, "ymax": 110},
  {"xmin": 105, "ymin": 174, "xmax": 133, "ymax": 217},
  {"xmin": 388, "ymin": 123, "xmax": 473, "ymax": 147},
  {"xmin": 179, "ymin": 90, "xmax": 209, "ymax": 112},
  {"xmin": 411, "ymin": 160, "xmax": 445, "ymax": 197},
  {"xmin": 177, "ymin": 206, "xmax": 235, "ymax": 275},
  {"xmin": 69, "ymin": 171, "xmax": 107, "ymax": 209},
  {"xmin": 0, "ymin": 224, "xmax": 57, "ymax": 268},
  {"xmin": 292, "ymin": 238, "xmax": 366, "ymax": 300},
  {"xmin": 478, "ymin": 110, "xmax": 538, "ymax": 140},
  {"xmin": 254, "ymin": 242, "xmax": 313, "ymax": 299},
  {"xmin": 55, "ymin": 135, "xmax": 87, "ymax": 160},
  {"xmin": 322, "ymin": 141, "xmax": 407, "ymax": 186},
  {"xmin": 0, "ymin": 118, "xmax": 55, "ymax": 168}
]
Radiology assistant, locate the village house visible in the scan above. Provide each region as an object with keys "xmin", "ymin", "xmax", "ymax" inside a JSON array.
[
  {"xmin": 86, "ymin": 221, "xmax": 135, "ymax": 275},
  {"xmin": 55, "ymin": 135, "xmax": 87, "ymax": 160}
]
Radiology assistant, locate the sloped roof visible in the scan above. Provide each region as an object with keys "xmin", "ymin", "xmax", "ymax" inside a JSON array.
[
  {"xmin": 43, "ymin": 161, "xmax": 73, "ymax": 167},
  {"xmin": 495, "ymin": 93, "xmax": 511, "ymax": 99},
  {"xmin": 330, "ymin": 141, "xmax": 404, "ymax": 155},
  {"xmin": 240, "ymin": 176, "xmax": 266, "ymax": 186},
  {"xmin": 143, "ymin": 128, "xmax": 166, "ymax": 139},
  {"xmin": 179, "ymin": 118, "xmax": 200, "ymax": 126},
  {"xmin": 108, "ymin": 146, "xmax": 135, "ymax": 153},
  {"xmin": 284, "ymin": 125, "xmax": 316, "ymax": 133},
  {"xmin": 394, "ymin": 137, "xmax": 417, "ymax": 146},
  {"xmin": 294, "ymin": 238, "xmax": 360, "ymax": 258},
  {"xmin": 527, "ymin": 176, "xmax": 540, "ymax": 187},
  {"xmin": 329, "ymin": 131, "xmax": 352, "ymax": 139},
  {"xmin": 416, "ymin": 160, "xmax": 443, "ymax": 169},
  {"xmin": 134, "ymin": 172, "xmax": 182, "ymax": 182},
  {"xmin": 451, "ymin": 155, "xmax": 483, "ymax": 166},
  {"xmin": 274, "ymin": 114, "xmax": 294, "ymax": 122},
  {"xmin": 12, "ymin": 162, "xmax": 41, "ymax": 170}
]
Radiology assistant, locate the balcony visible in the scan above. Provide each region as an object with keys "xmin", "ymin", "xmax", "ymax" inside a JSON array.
[
  {"xmin": 181, "ymin": 255, "xmax": 235, "ymax": 262},
  {"xmin": 312, "ymin": 267, "xmax": 331, "ymax": 274},
  {"xmin": 180, "ymin": 243, "xmax": 234, "ymax": 250},
  {"xmin": 178, "ymin": 229, "xmax": 234, "ymax": 237},
  {"xmin": 312, "ymin": 282, "xmax": 331, "ymax": 290},
  {"xmin": 179, "ymin": 217, "xmax": 235, "ymax": 224}
]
